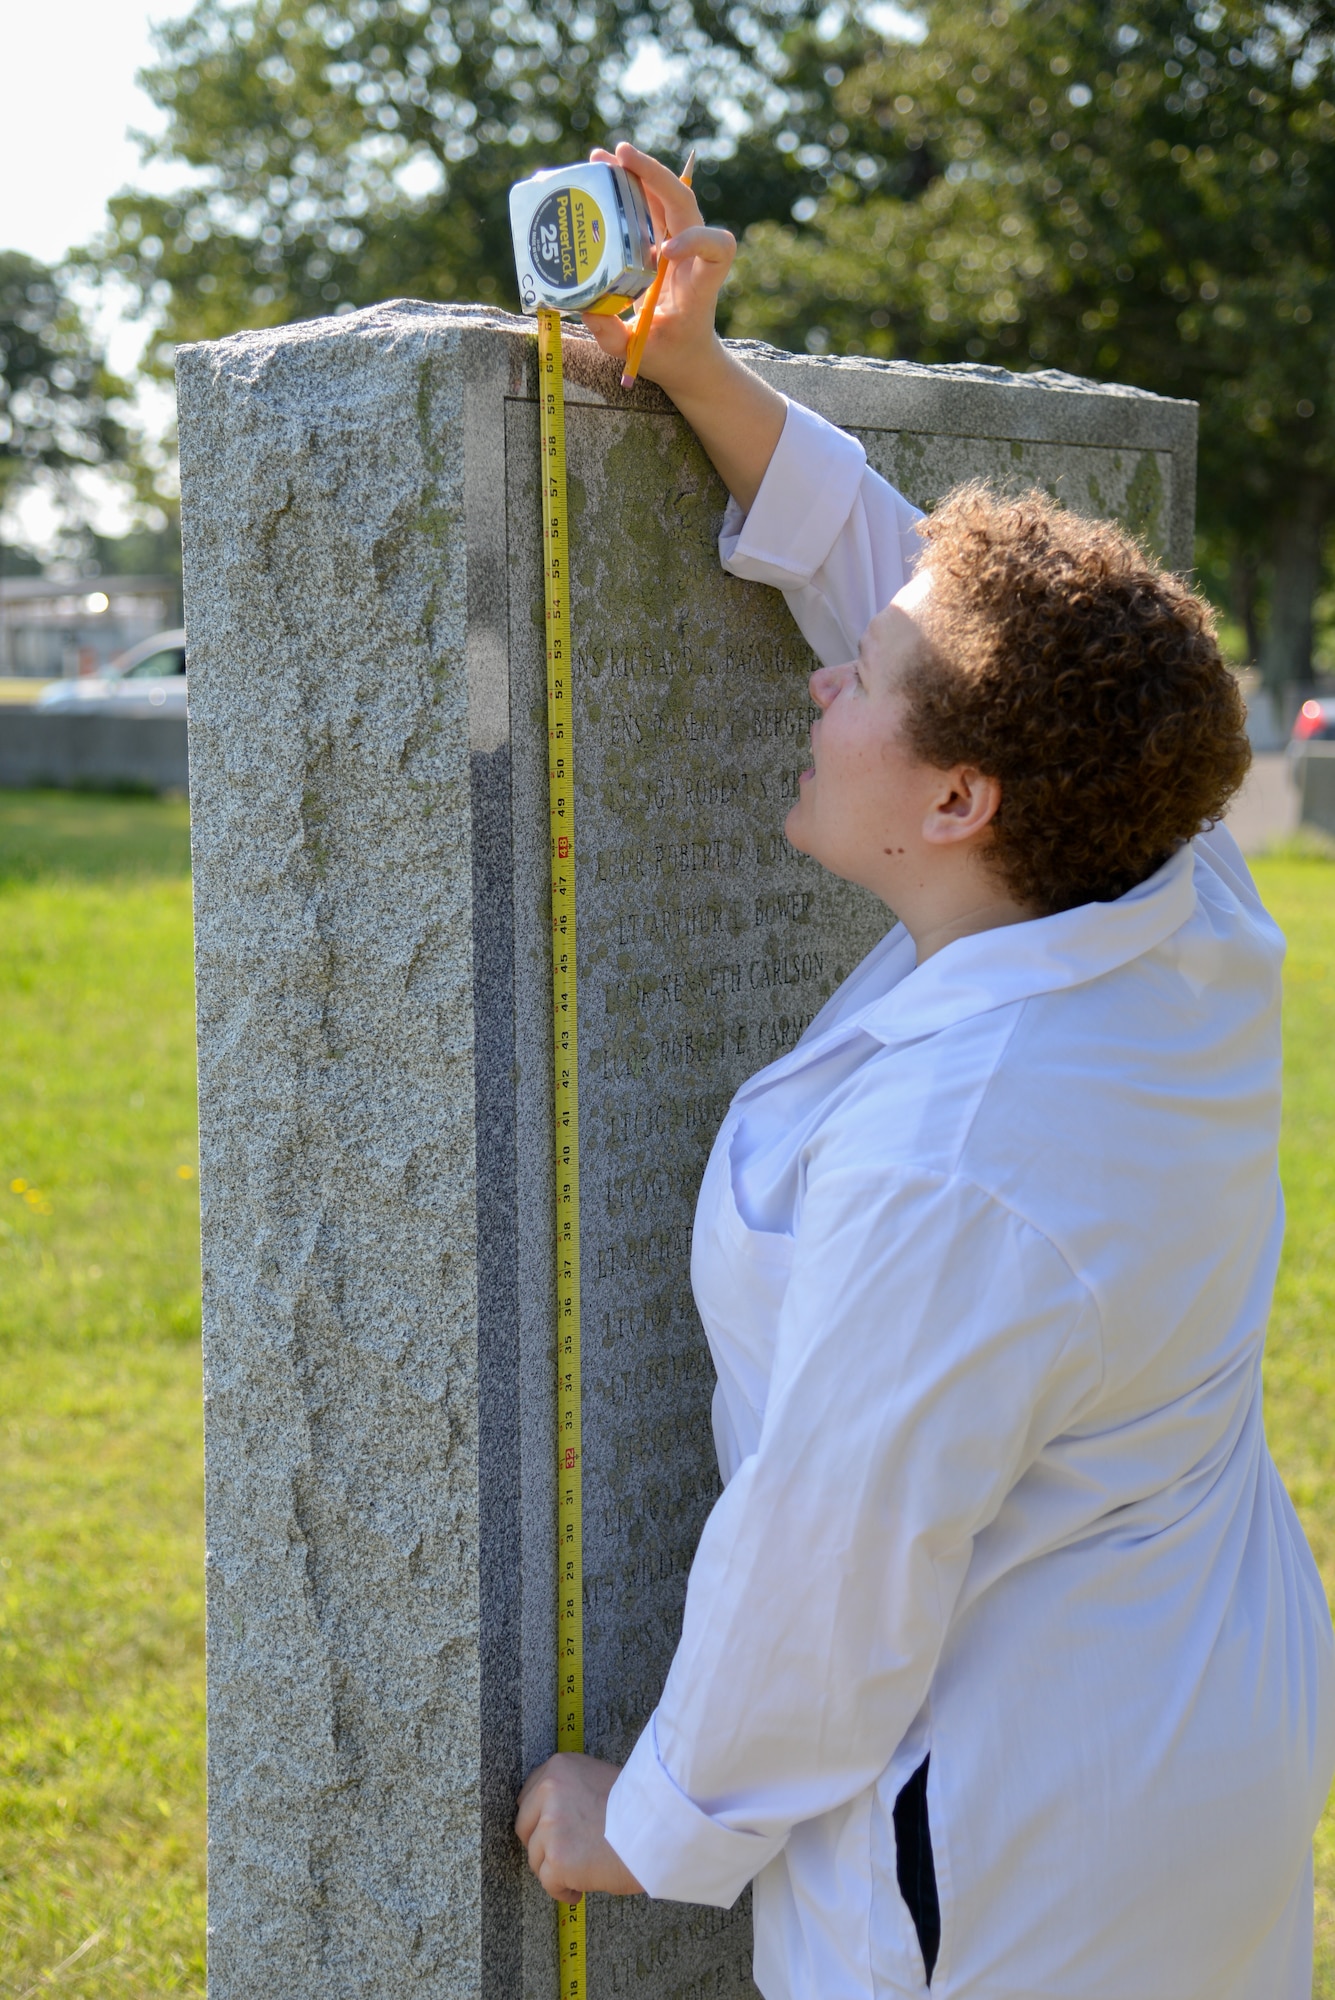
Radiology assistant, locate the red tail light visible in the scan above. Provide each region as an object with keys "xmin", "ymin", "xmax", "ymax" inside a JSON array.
[{"xmin": 1294, "ymin": 700, "xmax": 1326, "ymax": 740}]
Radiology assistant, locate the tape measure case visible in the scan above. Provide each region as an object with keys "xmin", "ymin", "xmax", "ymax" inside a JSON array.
[{"xmin": 509, "ymin": 162, "xmax": 656, "ymax": 315}]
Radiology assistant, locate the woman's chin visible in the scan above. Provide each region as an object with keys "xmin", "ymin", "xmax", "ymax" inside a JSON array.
[{"xmin": 783, "ymin": 802, "xmax": 811, "ymax": 854}]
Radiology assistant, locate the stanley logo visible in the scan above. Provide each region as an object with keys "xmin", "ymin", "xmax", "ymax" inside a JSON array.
[{"xmin": 530, "ymin": 185, "xmax": 606, "ymax": 292}]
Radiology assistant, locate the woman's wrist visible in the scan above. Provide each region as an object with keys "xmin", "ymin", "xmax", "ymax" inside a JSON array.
[
  {"xmin": 656, "ymin": 340, "xmax": 787, "ymax": 512},
  {"xmin": 644, "ymin": 329, "xmax": 734, "ymax": 409}
]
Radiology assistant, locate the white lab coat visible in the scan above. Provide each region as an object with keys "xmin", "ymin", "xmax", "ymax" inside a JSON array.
[{"xmin": 604, "ymin": 401, "xmax": 1335, "ymax": 1998}]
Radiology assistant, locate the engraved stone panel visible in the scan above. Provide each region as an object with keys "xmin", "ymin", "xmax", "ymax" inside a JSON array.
[
  {"xmin": 178, "ymin": 302, "xmax": 1197, "ymax": 2000},
  {"xmin": 506, "ymin": 397, "xmax": 887, "ymax": 1999}
]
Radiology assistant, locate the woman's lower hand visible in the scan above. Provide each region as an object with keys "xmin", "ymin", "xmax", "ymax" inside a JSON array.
[
  {"xmin": 515, "ymin": 1752, "xmax": 645, "ymax": 1905},
  {"xmin": 578, "ymin": 142, "xmax": 737, "ymax": 398}
]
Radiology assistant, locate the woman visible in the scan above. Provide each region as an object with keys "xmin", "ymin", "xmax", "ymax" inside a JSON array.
[{"xmin": 516, "ymin": 145, "xmax": 1335, "ymax": 1997}]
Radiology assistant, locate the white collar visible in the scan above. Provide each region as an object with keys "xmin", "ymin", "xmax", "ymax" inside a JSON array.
[
  {"xmin": 861, "ymin": 842, "xmax": 1197, "ymax": 1048},
  {"xmin": 734, "ymin": 843, "xmax": 1197, "ymax": 1103}
]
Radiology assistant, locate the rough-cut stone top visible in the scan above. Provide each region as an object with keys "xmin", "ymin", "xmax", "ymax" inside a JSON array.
[{"xmin": 183, "ymin": 297, "xmax": 1194, "ymax": 428}]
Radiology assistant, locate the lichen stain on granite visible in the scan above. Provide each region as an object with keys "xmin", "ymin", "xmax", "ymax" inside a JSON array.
[{"xmin": 1124, "ymin": 450, "xmax": 1167, "ymax": 556}]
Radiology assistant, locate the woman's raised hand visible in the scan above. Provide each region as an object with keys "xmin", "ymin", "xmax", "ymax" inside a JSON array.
[
  {"xmin": 578, "ymin": 141, "xmax": 784, "ymax": 510},
  {"xmin": 579, "ymin": 143, "xmax": 737, "ymax": 397}
]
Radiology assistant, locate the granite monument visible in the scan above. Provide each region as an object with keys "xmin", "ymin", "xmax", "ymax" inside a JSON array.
[{"xmin": 177, "ymin": 303, "xmax": 1196, "ymax": 1999}]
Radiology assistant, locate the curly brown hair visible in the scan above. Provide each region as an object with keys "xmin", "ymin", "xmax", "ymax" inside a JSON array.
[{"xmin": 904, "ymin": 484, "xmax": 1251, "ymax": 915}]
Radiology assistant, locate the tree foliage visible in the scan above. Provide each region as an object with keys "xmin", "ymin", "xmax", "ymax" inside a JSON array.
[
  {"xmin": 89, "ymin": 0, "xmax": 1335, "ymax": 679},
  {"xmin": 726, "ymin": 0, "xmax": 1335, "ymax": 682},
  {"xmin": 91, "ymin": 0, "xmax": 918, "ymax": 356},
  {"xmin": 0, "ymin": 253, "xmax": 129, "ymax": 507}
]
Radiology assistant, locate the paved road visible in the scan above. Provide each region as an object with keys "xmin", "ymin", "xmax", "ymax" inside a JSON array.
[{"xmin": 1225, "ymin": 752, "xmax": 1299, "ymax": 857}]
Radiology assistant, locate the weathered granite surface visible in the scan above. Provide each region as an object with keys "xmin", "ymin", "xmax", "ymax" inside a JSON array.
[{"xmin": 178, "ymin": 302, "xmax": 1197, "ymax": 2000}]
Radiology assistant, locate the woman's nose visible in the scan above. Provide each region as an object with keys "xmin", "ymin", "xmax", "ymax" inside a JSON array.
[{"xmin": 809, "ymin": 662, "xmax": 848, "ymax": 708}]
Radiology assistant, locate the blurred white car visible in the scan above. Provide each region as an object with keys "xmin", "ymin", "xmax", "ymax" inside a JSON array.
[{"xmin": 36, "ymin": 629, "xmax": 187, "ymax": 716}]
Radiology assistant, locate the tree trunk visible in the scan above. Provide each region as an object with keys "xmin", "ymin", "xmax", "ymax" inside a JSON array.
[
  {"xmin": 1230, "ymin": 549, "xmax": 1260, "ymax": 665},
  {"xmin": 1258, "ymin": 475, "xmax": 1330, "ymax": 699}
]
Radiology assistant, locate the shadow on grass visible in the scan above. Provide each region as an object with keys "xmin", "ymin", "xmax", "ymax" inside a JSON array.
[{"xmin": 0, "ymin": 789, "xmax": 192, "ymax": 884}]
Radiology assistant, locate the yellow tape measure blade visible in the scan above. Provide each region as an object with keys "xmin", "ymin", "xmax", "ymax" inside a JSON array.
[
  {"xmin": 539, "ymin": 307, "xmax": 586, "ymax": 1999},
  {"xmin": 559, "ymin": 1895, "xmax": 586, "ymax": 1999}
]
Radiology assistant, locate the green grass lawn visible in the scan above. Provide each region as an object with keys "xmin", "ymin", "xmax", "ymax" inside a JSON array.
[
  {"xmin": 0, "ymin": 792, "xmax": 1331, "ymax": 1994},
  {"xmin": 0, "ymin": 794, "xmax": 204, "ymax": 1996},
  {"xmin": 1255, "ymin": 849, "xmax": 1335, "ymax": 1994}
]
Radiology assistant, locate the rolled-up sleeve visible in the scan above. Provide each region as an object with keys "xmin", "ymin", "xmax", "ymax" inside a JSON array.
[
  {"xmin": 607, "ymin": 1714, "xmax": 785, "ymax": 1906},
  {"xmin": 718, "ymin": 399, "xmax": 926, "ymax": 668},
  {"xmin": 604, "ymin": 1168, "xmax": 1103, "ymax": 1905}
]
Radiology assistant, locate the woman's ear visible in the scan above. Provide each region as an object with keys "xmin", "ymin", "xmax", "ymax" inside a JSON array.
[{"xmin": 921, "ymin": 766, "xmax": 1003, "ymax": 847}]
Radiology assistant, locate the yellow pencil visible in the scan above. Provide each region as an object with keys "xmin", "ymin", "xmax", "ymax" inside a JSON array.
[{"xmin": 620, "ymin": 149, "xmax": 697, "ymax": 390}]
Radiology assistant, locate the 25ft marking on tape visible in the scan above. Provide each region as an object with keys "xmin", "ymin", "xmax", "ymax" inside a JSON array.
[{"xmin": 539, "ymin": 305, "xmax": 586, "ymax": 2000}]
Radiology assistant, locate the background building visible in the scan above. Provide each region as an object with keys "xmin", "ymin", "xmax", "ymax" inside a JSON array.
[{"xmin": 0, "ymin": 574, "xmax": 179, "ymax": 678}]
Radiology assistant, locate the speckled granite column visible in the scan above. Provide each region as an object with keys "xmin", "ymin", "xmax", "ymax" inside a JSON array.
[{"xmin": 177, "ymin": 305, "xmax": 1196, "ymax": 2000}]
